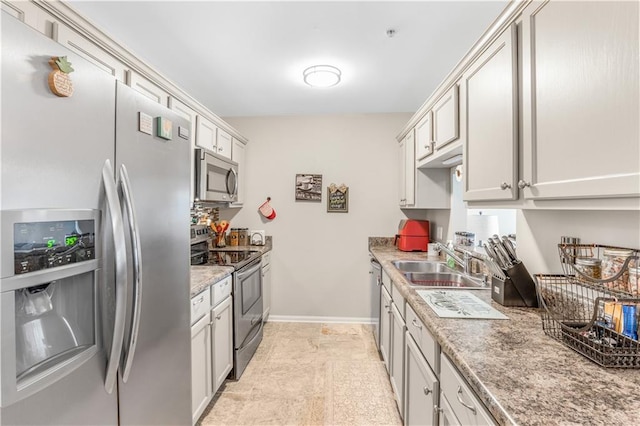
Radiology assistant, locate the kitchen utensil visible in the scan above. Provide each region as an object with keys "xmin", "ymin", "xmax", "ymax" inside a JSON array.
[
  {"xmin": 501, "ymin": 236, "xmax": 519, "ymax": 262},
  {"xmin": 484, "ymin": 242, "xmax": 506, "ymax": 270},
  {"xmin": 491, "ymin": 237, "xmax": 513, "ymax": 268}
]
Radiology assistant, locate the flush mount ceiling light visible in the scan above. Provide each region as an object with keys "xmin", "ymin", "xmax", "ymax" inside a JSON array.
[{"xmin": 303, "ymin": 65, "xmax": 341, "ymax": 88}]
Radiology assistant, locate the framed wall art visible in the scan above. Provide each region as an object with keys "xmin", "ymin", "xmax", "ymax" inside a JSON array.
[
  {"xmin": 295, "ymin": 174, "xmax": 322, "ymax": 201},
  {"xmin": 327, "ymin": 183, "xmax": 348, "ymax": 212}
]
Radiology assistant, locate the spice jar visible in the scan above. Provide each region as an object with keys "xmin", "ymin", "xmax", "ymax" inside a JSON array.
[
  {"xmin": 574, "ymin": 257, "xmax": 602, "ymax": 282},
  {"xmin": 602, "ymin": 248, "xmax": 634, "ymax": 293},
  {"xmin": 229, "ymin": 228, "xmax": 239, "ymax": 247},
  {"xmin": 238, "ymin": 228, "xmax": 249, "ymax": 246}
]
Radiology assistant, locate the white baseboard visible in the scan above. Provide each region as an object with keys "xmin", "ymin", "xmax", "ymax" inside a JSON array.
[{"xmin": 267, "ymin": 315, "xmax": 374, "ymax": 325}]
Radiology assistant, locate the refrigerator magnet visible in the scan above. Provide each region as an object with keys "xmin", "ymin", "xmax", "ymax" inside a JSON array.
[
  {"xmin": 156, "ymin": 117, "xmax": 173, "ymax": 140},
  {"xmin": 138, "ymin": 112, "xmax": 153, "ymax": 135}
]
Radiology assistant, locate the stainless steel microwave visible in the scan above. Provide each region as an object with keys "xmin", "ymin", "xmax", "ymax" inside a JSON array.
[{"xmin": 195, "ymin": 148, "xmax": 238, "ymax": 203}]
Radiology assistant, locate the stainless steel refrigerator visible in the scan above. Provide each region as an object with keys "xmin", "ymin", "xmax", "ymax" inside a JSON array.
[{"xmin": 0, "ymin": 13, "xmax": 191, "ymax": 425}]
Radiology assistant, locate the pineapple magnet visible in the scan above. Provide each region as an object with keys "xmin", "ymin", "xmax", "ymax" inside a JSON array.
[{"xmin": 48, "ymin": 56, "xmax": 74, "ymax": 97}]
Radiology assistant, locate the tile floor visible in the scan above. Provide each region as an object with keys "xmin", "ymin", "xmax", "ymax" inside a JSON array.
[{"xmin": 198, "ymin": 322, "xmax": 402, "ymax": 426}]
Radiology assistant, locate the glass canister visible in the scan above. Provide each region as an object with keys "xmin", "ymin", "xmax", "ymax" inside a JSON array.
[
  {"xmin": 629, "ymin": 266, "xmax": 640, "ymax": 297},
  {"xmin": 574, "ymin": 257, "xmax": 602, "ymax": 282},
  {"xmin": 602, "ymin": 248, "xmax": 634, "ymax": 293},
  {"xmin": 229, "ymin": 228, "xmax": 239, "ymax": 247},
  {"xmin": 238, "ymin": 228, "xmax": 248, "ymax": 246}
]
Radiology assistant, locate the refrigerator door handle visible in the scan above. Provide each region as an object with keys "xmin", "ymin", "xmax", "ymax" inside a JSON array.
[
  {"xmin": 102, "ymin": 159, "xmax": 128, "ymax": 394},
  {"xmin": 119, "ymin": 164, "xmax": 142, "ymax": 383}
]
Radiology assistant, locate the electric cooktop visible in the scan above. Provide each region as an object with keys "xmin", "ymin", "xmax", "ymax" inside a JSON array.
[{"xmin": 206, "ymin": 250, "xmax": 260, "ymax": 269}]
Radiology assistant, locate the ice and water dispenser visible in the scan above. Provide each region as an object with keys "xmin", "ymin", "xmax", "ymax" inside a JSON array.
[{"xmin": 1, "ymin": 210, "xmax": 99, "ymax": 405}]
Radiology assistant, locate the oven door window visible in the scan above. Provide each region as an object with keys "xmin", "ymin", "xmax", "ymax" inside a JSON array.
[{"xmin": 240, "ymin": 266, "xmax": 261, "ymax": 315}]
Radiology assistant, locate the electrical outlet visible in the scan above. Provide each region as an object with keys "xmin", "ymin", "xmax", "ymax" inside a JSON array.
[{"xmin": 437, "ymin": 226, "xmax": 443, "ymax": 240}]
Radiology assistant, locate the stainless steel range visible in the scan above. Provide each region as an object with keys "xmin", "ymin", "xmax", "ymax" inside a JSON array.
[{"xmin": 189, "ymin": 227, "xmax": 263, "ymax": 380}]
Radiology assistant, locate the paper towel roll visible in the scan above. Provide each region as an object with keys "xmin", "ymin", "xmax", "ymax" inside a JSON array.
[{"xmin": 467, "ymin": 214, "xmax": 499, "ymax": 245}]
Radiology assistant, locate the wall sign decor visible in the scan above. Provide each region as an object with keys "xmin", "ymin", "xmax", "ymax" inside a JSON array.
[
  {"xmin": 48, "ymin": 56, "xmax": 74, "ymax": 97},
  {"xmin": 327, "ymin": 183, "xmax": 349, "ymax": 212},
  {"xmin": 295, "ymin": 174, "xmax": 322, "ymax": 201}
]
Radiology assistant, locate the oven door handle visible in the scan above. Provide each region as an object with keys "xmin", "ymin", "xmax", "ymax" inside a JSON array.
[
  {"xmin": 250, "ymin": 315, "xmax": 263, "ymax": 326},
  {"xmin": 236, "ymin": 260, "xmax": 261, "ymax": 281}
]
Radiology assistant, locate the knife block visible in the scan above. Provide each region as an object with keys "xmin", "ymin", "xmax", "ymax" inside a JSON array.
[{"xmin": 491, "ymin": 262, "xmax": 539, "ymax": 308}]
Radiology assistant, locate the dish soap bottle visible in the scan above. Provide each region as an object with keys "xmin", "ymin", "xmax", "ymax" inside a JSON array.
[{"xmin": 446, "ymin": 241, "xmax": 456, "ymax": 269}]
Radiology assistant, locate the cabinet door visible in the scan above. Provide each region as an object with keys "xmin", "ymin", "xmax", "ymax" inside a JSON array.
[
  {"xmin": 390, "ymin": 303, "xmax": 405, "ymax": 419},
  {"xmin": 195, "ymin": 115, "xmax": 217, "ymax": 152},
  {"xmin": 261, "ymin": 261, "xmax": 271, "ymax": 321},
  {"xmin": 212, "ymin": 296, "xmax": 233, "ymax": 392},
  {"xmin": 53, "ymin": 22, "xmax": 129, "ymax": 82},
  {"xmin": 521, "ymin": 1, "xmax": 639, "ymax": 199},
  {"xmin": 191, "ymin": 314, "xmax": 212, "ymax": 424},
  {"xmin": 2, "ymin": 0, "xmax": 53, "ymax": 36},
  {"xmin": 231, "ymin": 138, "xmax": 246, "ymax": 206},
  {"xmin": 216, "ymin": 128, "xmax": 233, "ymax": 159},
  {"xmin": 438, "ymin": 392, "xmax": 460, "ymax": 426},
  {"xmin": 404, "ymin": 331, "xmax": 439, "ymax": 426},
  {"xmin": 462, "ymin": 24, "xmax": 518, "ymax": 202},
  {"xmin": 433, "ymin": 85, "xmax": 459, "ymax": 150},
  {"xmin": 379, "ymin": 286, "xmax": 392, "ymax": 371},
  {"xmin": 129, "ymin": 71, "xmax": 170, "ymax": 106},
  {"xmin": 399, "ymin": 130, "xmax": 416, "ymax": 207},
  {"xmin": 416, "ymin": 111, "xmax": 433, "ymax": 161},
  {"xmin": 169, "ymin": 97, "xmax": 197, "ymax": 202}
]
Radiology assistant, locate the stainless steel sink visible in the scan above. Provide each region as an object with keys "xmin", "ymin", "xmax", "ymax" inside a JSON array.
[
  {"xmin": 403, "ymin": 272, "xmax": 487, "ymax": 289},
  {"xmin": 391, "ymin": 260, "xmax": 451, "ymax": 273}
]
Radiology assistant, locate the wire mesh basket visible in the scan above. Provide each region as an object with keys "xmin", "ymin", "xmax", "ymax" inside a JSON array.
[{"xmin": 535, "ymin": 244, "xmax": 640, "ymax": 368}]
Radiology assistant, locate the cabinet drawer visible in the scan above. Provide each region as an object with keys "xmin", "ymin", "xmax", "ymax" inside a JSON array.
[
  {"xmin": 391, "ymin": 282, "xmax": 405, "ymax": 320},
  {"xmin": 212, "ymin": 275, "xmax": 232, "ymax": 308},
  {"xmin": 441, "ymin": 355, "xmax": 495, "ymax": 425},
  {"xmin": 382, "ymin": 270, "xmax": 392, "ymax": 294},
  {"xmin": 405, "ymin": 303, "xmax": 439, "ymax": 372},
  {"xmin": 190, "ymin": 287, "xmax": 211, "ymax": 325}
]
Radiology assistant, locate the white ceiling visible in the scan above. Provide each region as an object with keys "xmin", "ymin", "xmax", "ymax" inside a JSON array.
[{"xmin": 67, "ymin": 1, "xmax": 508, "ymax": 117}]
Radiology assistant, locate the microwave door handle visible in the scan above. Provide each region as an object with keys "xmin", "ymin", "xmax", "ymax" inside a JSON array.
[
  {"xmin": 230, "ymin": 168, "xmax": 238, "ymax": 196},
  {"xmin": 102, "ymin": 159, "xmax": 128, "ymax": 394},
  {"xmin": 118, "ymin": 164, "xmax": 142, "ymax": 383}
]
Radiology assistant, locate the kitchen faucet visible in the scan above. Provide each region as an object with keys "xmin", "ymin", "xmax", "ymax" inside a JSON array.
[{"xmin": 435, "ymin": 243, "xmax": 472, "ymax": 274}]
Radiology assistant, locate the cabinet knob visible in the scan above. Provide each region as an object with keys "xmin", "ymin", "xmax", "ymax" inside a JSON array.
[
  {"xmin": 218, "ymin": 147, "xmax": 224, "ymax": 152},
  {"xmin": 411, "ymin": 319, "xmax": 423, "ymax": 330},
  {"xmin": 423, "ymin": 386, "xmax": 433, "ymax": 396},
  {"xmin": 216, "ymin": 314, "xmax": 222, "ymax": 320},
  {"xmin": 500, "ymin": 182, "xmax": 511, "ymax": 190},
  {"xmin": 517, "ymin": 180, "xmax": 531, "ymax": 189}
]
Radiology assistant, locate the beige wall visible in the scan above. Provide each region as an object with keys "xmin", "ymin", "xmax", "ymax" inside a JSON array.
[{"xmin": 221, "ymin": 113, "xmax": 411, "ymax": 322}]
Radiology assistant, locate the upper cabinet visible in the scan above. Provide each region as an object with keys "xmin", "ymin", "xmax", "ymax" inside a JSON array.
[
  {"xmin": 195, "ymin": 115, "xmax": 218, "ymax": 153},
  {"xmin": 2, "ymin": 0, "xmax": 54, "ymax": 36},
  {"xmin": 52, "ymin": 22, "xmax": 130, "ymax": 83},
  {"xmin": 216, "ymin": 129, "xmax": 232, "ymax": 160},
  {"xmin": 129, "ymin": 71, "xmax": 170, "ymax": 106},
  {"xmin": 399, "ymin": 130, "xmax": 416, "ymax": 207},
  {"xmin": 415, "ymin": 111, "xmax": 433, "ymax": 161},
  {"xmin": 433, "ymin": 85, "xmax": 460, "ymax": 150},
  {"xmin": 462, "ymin": 24, "xmax": 518, "ymax": 202},
  {"xmin": 519, "ymin": 0, "xmax": 639, "ymax": 201}
]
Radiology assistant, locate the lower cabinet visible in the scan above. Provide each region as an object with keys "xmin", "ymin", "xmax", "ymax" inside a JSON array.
[
  {"xmin": 390, "ymin": 303, "xmax": 406, "ymax": 418},
  {"xmin": 440, "ymin": 355, "xmax": 495, "ymax": 425},
  {"xmin": 191, "ymin": 313, "xmax": 212, "ymax": 424},
  {"xmin": 404, "ymin": 331, "xmax": 439, "ymax": 426},
  {"xmin": 379, "ymin": 286, "xmax": 392, "ymax": 370},
  {"xmin": 190, "ymin": 276, "xmax": 233, "ymax": 424},
  {"xmin": 212, "ymin": 296, "xmax": 233, "ymax": 392}
]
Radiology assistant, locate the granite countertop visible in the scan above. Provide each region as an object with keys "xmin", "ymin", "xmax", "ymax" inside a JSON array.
[
  {"xmin": 369, "ymin": 242, "xmax": 640, "ymax": 426},
  {"xmin": 190, "ymin": 238, "xmax": 273, "ymax": 297}
]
